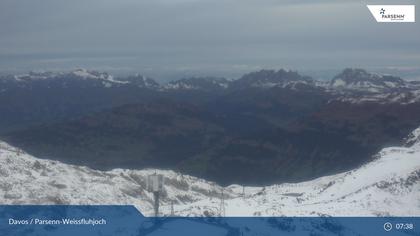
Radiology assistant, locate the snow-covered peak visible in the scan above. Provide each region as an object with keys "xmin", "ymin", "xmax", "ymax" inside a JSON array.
[
  {"xmin": 0, "ymin": 141, "xmax": 230, "ymax": 216},
  {"xmin": 69, "ymin": 69, "xmax": 128, "ymax": 84},
  {"xmin": 164, "ymin": 77, "xmax": 230, "ymax": 91},
  {"xmin": 7, "ymin": 69, "xmax": 114, "ymax": 81},
  {"xmin": 330, "ymin": 68, "xmax": 407, "ymax": 93},
  {"xmin": 71, "ymin": 69, "xmax": 99, "ymax": 79},
  {"xmin": 9, "ymin": 71, "xmax": 62, "ymax": 81},
  {"xmin": 176, "ymin": 128, "xmax": 420, "ymax": 216},
  {"xmin": 405, "ymin": 127, "xmax": 420, "ymax": 149},
  {"xmin": 2, "ymin": 69, "xmax": 129, "ymax": 86},
  {"xmin": 117, "ymin": 74, "xmax": 160, "ymax": 89},
  {"xmin": 326, "ymin": 69, "xmax": 420, "ymax": 104},
  {"xmin": 233, "ymin": 69, "xmax": 314, "ymax": 89}
]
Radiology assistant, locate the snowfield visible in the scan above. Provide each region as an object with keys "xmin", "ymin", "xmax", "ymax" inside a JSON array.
[{"xmin": 0, "ymin": 128, "xmax": 419, "ymax": 217}]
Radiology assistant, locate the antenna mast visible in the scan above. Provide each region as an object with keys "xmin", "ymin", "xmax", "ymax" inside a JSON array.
[
  {"xmin": 170, "ymin": 200, "xmax": 175, "ymax": 216},
  {"xmin": 219, "ymin": 188, "xmax": 226, "ymax": 217},
  {"xmin": 147, "ymin": 174, "xmax": 164, "ymax": 217}
]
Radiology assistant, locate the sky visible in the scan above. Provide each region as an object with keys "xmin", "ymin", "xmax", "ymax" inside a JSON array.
[{"xmin": 0, "ymin": 0, "xmax": 419, "ymax": 80}]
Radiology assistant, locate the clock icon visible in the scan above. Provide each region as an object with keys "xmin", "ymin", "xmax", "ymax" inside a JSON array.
[{"xmin": 384, "ymin": 222, "xmax": 393, "ymax": 232}]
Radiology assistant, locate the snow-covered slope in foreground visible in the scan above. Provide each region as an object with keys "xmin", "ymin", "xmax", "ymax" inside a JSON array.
[{"xmin": 0, "ymin": 128, "xmax": 419, "ymax": 217}]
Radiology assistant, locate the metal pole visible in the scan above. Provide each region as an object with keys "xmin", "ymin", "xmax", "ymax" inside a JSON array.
[
  {"xmin": 170, "ymin": 200, "xmax": 174, "ymax": 216},
  {"xmin": 220, "ymin": 188, "xmax": 225, "ymax": 217},
  {"xmin": 153, "ymin": 191, "xmax": 159, "ymax": 217}
]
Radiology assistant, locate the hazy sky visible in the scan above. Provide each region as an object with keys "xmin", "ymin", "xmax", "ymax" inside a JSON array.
[{"xmin": 0, "ymin": 0, "xmax": 419, "ymax": 80}]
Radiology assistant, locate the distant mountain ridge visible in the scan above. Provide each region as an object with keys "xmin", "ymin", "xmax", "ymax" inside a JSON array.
[
  {"xmin": 2, "ymin": 69, "xmax": 151, "ymax": 89},
  {"xmin": 330, "ymin": 68, "xmax": 407, "ymax": 92},
  {"xmin": 1, "ymin": 68, "xmax": 420, "ymax": 185},
  {"xmin": 2, "ymin": 68, "xmax": 419, "ymax": 95},
  {"xmin": 230, "ymin": 69, "xmax": 314, "ymax": 90}
]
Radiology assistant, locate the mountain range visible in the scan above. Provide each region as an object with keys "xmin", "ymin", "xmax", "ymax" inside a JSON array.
[{"xmin": 1, "ymin": 68, "xmax": 420, "ymax": 185}]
